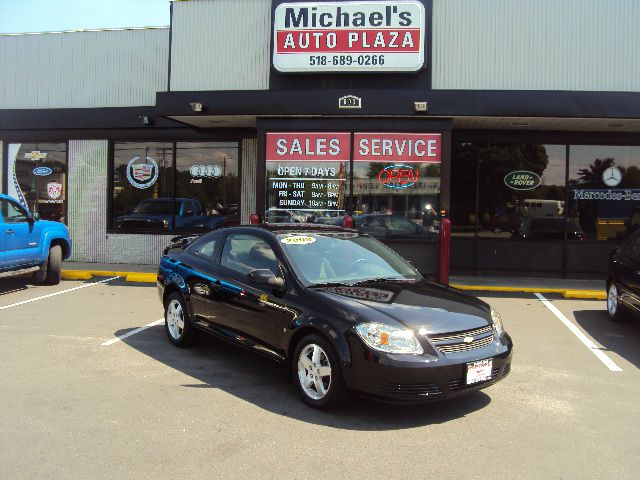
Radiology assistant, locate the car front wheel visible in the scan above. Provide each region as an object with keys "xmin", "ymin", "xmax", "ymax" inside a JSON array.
[
  {"xmin": 33, "ymin": 245, "xmax": 62, "ymax": 285},
  {"xmin": 164, "ymin": 292, "xmax": 195, "ymax": 346},
  {"xmin": 607, "ymin": 281, "xmax": 627, "ymax": 322},
  {"xmin": 292, "ymin": 334, "xmax": 348, "ymax": 409}
]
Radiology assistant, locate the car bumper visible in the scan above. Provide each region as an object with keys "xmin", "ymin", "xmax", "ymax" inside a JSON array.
[{"xmin": 342, "ymin": 333, "xmax": 513, "ymax": 403}]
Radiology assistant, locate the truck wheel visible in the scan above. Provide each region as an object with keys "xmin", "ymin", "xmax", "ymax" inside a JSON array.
[
  {"xmin": 33, "ymin": 257, "xmax": 48, "ymax": 284},
  {"xmin": 44, "ymin": 245, "xmax": 63, "ymax": 285}
]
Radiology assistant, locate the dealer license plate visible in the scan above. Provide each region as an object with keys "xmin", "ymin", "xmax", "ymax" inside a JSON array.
[{"xmin": 466, "ymin": 359, "xmax": 493, "ymax": 385}]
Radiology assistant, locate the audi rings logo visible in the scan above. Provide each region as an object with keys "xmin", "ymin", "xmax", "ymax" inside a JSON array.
[
  {"xmin": 126, "ymin": 156, "xmax": 159, "ymax": 189},
  {"xmin": 602, "ymin": 167, "xmax": 622, "ymax": 187},
  {"xmin": 189, "ymin": 164, "xmax": 223, "ymax": 178}
]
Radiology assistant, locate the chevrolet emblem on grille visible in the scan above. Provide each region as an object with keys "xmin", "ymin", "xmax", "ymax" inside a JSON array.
[{"xmin": 463, "ymin": 336, "xmax": 474, "ymax": 343}]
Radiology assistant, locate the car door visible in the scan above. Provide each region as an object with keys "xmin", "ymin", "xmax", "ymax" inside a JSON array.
[
  {"xmin": 621, "ymin": 233, "xmax": 640, "ymax": 311},
  {"xmin": 0, "ymin": 198, "xmax": 41, "ymax": 268},
  {"xmin": 213, "ymin": 232, "xmax": 298, "ymax": 357}
]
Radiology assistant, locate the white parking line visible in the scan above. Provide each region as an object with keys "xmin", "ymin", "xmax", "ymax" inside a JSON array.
[
  {"xmin": 534, "ymin": 293, "xmax": 622, "ymax": 372},
  {"xmin": 102, "ymin": 318, "xmax": 164, "ymax": 346},
  {"xmin": 0, "ymin": 276, "xmax": 119, "ymax": 311}
]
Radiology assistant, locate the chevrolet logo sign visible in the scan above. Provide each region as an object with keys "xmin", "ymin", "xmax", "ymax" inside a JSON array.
[{"xmin": 463, "ymin": 336, "xmax": 474, "ymax": 343}]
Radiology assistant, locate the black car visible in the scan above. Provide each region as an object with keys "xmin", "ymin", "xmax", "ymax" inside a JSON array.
[
  {"xmin": 607, "ymin": 229, "xmax": 640, "ymax": 321},
  {"xmin": 354, "ymin": 214, "xmax": 439, "ymax": 240},
  {"xmin": 157, "ymin": 225, "xmax": 512, "ymax": 408}
]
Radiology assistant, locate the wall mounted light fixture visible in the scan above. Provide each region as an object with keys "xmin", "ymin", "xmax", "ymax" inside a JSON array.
[{"xmin": 190, "ymin": 102, "xmax": 204, "ymax": 112}]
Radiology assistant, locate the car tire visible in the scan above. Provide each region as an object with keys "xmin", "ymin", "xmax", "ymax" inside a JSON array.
[
  {"xmin": 607, "ymin": 281, "xmax": 627, "ymax": 322},
  {"xmin": 164, "ymin": 292, "xmax": 195, "ymax": 347},
  {"xmin": 44, "ymin": 245, "xmax": 62, "ymax": 285},
  {"xmin": 292, "ymin": 333, "xmax": 349, "ymax": 409}
]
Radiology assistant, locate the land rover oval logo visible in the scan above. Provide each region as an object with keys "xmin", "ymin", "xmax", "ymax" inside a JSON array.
[{"xmin": 504, "ymin": 171, "xmax": 541, "ymax": 190}]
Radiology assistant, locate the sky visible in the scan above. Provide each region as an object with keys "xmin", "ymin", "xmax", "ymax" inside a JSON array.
[{"xmin": 0, "ymin": 0, "xmax": 171, "ymax": 34}]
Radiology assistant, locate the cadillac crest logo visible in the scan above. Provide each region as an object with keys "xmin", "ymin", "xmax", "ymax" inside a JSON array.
[{"xmin": 126, "ymin": 156, "xmax": 159, "ymax": 189}]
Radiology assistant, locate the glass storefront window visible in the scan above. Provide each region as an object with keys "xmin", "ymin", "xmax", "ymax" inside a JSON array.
[
  {"xmin": 175, "ymin": 142, "xmax": 239, "ymax": 231},
  {"xmin": 112, "ymin": 142, "xmax": 173, "ymax": 232},
  {"xmin": 352, "ymin": 132, "xmax": 441, "ymax": 240},
  {"xmin": 265, "ymin": 132, "xmax": 351, "ymax": 224},
  {"xmin": 474, "ymin": 143, "xmax": 567, "ymax": 239},
  {"xmin": 568, "ymin": 146, "xmax": 640, "ymax": 241},
  {"xmin": 7, "ymin": 143, "xmax": 67, "ymax": 223}
]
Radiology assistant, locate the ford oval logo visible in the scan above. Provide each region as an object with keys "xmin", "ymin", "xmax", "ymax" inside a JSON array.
[{"xmin": 33, "ymin": 166, "xmax": 53, "ymax": 176}]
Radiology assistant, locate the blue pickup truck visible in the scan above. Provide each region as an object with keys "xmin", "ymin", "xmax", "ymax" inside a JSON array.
[{"xmin": 0, "ymin": 194, "xmax": 72, "ymax": 285}]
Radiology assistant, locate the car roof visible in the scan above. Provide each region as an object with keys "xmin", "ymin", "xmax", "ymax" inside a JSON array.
[{"xmin": 225, "ymin": 223, "xmax": 358, "ymax": 235}]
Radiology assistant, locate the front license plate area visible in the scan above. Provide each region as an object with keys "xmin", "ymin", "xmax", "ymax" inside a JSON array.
[{"xmin": 466, "ymin": 359, "xmax": 493, "ymax": 385}]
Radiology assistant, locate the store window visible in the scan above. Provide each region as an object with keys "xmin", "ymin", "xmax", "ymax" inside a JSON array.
[
  {"xmin": 451, "ymin": 143, "xmax": 567, "ymax": 239},
  {"xmin": 568, "ymin": 146, "xmax": 640, "ymax": 241},
  {"xmin": 351, "ymin": 132, "xmax": 441, "ymax": 240},
  {"xmin": 7, "ymin": 143, "xmax": 67, "ymax": 222},
  {"xmin": 111, "ymin": 141, "xmax": 240, "ymax": 233},
  {"xmin": 112, "ymin": 142, "xmax": 173, "ymax": 231},
  {"xmin": 265, "ymin": 132, "xmax": 350, "ymax": 224},
  {"xmin": 175, "ymin": 142, "xmax": 239, "ymax": 231}
]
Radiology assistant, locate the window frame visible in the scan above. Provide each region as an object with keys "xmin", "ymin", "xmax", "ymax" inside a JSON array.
[
  {"xmin": 219, "ymin": 232, "xmax": 282, "ymax": 278},
  {"xmin": 107, "ymin": 139, "xmax": 242, "ymax": 235}
]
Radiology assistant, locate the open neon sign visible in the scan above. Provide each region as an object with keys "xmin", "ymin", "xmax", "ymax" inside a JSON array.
[{"xmin": 377, "ymin": 164, "xmax": 419, "ymax": 189}]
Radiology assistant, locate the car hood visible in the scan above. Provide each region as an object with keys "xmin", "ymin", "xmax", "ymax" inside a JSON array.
[
  {"xmin": 314, "ymin": 279, "xmax": 491, "ymax": 334},
  {"xmin": 36, "ymin": 219, "xmax": 69, "ymax": 232},
  {"xmin": 116, "ymin": 214, "xmax": 169, "ymax": 221}
]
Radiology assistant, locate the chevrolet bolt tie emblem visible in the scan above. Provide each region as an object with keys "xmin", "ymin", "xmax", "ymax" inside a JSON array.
[{"xmin": 463, "ymin": 336, "xmax": 474, "ymax": 343}]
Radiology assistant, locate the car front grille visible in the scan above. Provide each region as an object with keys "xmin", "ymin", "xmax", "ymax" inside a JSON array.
[
  {"xmin": 428, "ymin": 325, "xmax": 494, "ymax": 354},
  {"xmin": 377, "ymin": 382, "xmax": 442, "ymax": 397}
]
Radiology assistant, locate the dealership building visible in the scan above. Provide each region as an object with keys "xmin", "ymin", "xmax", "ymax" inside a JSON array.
[{"xmin": 1, "ymin": 0, "xmax": 639, "ymax": 275}]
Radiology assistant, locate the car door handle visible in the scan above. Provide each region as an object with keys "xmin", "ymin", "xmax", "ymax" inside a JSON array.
[{"xmin": 5, "ymin": 229, "xmax": 14, "ymax": 235}]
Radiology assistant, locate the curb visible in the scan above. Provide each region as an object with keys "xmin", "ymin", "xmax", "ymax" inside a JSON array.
[
  {"xmin": 451, "ymin": 284, "xmax": 606, "ymax": 300},
  {"xmin": 60, "ymin": 271, "xmax": 606, "ymax": 299},
  {"xmin": 61, "ymin": 270, "xmax": 157, "ymax": 283}
]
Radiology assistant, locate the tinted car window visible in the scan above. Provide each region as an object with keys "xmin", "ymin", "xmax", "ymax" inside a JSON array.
[
  {"xmin": 620, "ymin": 232, "xmax": 640, "ymax": 262},
  {"xmin": 187, "ymin": 236, "xmax": 218, "ymax": 259},
  {"xmin": 0, "ymin": 199, "xmax": 29, "ymax": 223},
  {"xmin": 221, "ymin": 234, "xmax": 280, "ymax": 275}
]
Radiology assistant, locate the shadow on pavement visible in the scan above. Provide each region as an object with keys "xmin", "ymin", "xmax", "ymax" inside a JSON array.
[
  {"xmin": 0, "ymin": 277, "xmax": 31, "ymax": 296},
  {"xmin": 117, "ymin": 325, "xmax": 492, "ymax": 431},
  {"xmin": 573, "ymin": 309, "xmax": 640, "ymax": 369}
]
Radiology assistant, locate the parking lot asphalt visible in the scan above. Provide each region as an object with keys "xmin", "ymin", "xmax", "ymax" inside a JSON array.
[{"xmin": 1, "ymin": 277, "xmax": 639, "ymax": 479}]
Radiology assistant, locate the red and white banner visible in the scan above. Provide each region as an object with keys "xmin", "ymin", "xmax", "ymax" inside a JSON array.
[
  {"xmin": 266, "ymin": 132, "xmax": 351, "ymax": 162},
  {"xmin": 353, "ymin": 132, "xmax": 441, "ymax": 163},
  {"xmin": 273, "ymin": 1, "xmax": 425, "ymax": 73}
]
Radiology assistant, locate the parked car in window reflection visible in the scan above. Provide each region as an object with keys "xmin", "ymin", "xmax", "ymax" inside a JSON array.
[{"xmin": 517, "ymin": 217, "xmax": 583, "ymax": 240}]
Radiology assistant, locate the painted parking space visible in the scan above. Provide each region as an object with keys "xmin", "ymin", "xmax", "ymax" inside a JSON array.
[{"xmin": 0, "ymin": 282, "xmax": 639, "ymax": 479}]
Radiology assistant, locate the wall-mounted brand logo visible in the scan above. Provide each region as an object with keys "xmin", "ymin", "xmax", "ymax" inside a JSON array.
[
  {"xmin": 126, "ymin": 156, "xmax": 159, "ymax": 189},
  {"xmin": 33, "ymin": 166, "xmax": 53, "ymax": 176},
  {"xmin": 504, "ymin": 171, "xmax": 541, "ymax": 190},
  {"xmin": 338, "ymin": 95, "xmax": 362, "ymax": 109},
  {"xmin": 47, "ymin": 181, "xmax": 63, "ymax": 200},
  {"xmin": 189, "ymin": 164, "xmax": 223, "ymax": 178},
  {"xmin": 24, "ymin": 151, "xmax": 48, "ymax": 161},
  {"xmin": 602, "ymin": 167, "xmax": 622, "ymax": 187},
  {"xmin": 272, "ymin": 1, "xmax": 426, "ymax": 73},
  {"xmin": 378, "ymin": 164, "xmax": 419, "ymax": 189}
]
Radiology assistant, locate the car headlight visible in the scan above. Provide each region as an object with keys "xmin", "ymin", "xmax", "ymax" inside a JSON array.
[
  {"xmin": 354, "ymin": 322, "xmax": 424, "ymax": 354},
  {"xmin": 491, "ymin": 307, "xmax": 504, "ymax": 337},
  {"xmin": 162, "ymin": 219, "xmax": 169, "ymax": 229}
]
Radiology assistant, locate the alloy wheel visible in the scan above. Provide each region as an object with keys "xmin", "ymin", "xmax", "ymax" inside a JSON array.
[
  {"xmin": 607, "ymin": 283, "xmax": 618, "ymax": 316},
  {"xmin": 297, "ymin": 344, "xmax": 332, "ymax": 400},
  {"xmin": 167, "ymin": 299, "xmax": 185, "ymax": 340}
]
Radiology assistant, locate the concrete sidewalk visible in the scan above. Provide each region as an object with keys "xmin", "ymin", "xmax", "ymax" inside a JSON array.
[{"xmin": 61, "ymin": 261, "xmax": 606, "ymax": 299}]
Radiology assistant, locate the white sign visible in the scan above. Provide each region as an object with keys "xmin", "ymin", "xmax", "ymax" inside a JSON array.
[
  {"xmin": 273, "ymin": 1, "xmax": 426, "ymax": 73},
  {"xmin": 602, "ymin": 167, "xmax": 622, "ymax": 187}
]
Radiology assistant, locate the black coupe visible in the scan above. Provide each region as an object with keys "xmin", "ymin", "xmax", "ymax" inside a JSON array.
[
  {"xmin": 157, "ymin": 224, "xmax": 513, "ymax": 408},
  {"xmin": 607, "ymin": 229, "xmax": 640, "ymax": 322}
]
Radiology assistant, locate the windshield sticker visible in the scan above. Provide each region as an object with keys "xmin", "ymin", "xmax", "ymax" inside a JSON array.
[{"xmin": 281, "ymin": 235, "xmax": 317, "ymax": 245}]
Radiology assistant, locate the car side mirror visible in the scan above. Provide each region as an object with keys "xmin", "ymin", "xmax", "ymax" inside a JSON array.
[
  {"xmin": 29, "ymin": 212, "xmax": 40, "ymax": 222},
  {"xmin": 247, "ymin": 269, "xmax": 285, "ymax": 290}
]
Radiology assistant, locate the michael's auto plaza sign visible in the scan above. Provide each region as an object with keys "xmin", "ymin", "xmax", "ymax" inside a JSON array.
[{"xmin": 273, "ymin": 1, "xmax": 426, "ymax": 73}]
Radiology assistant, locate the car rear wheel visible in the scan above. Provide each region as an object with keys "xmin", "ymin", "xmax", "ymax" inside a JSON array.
[
  {"xmin": 292, "ymin": 334, "xmax": 348, "ymax": 409},
  {"xmin": 165, "ymin": 292, "xmax": 195, "ymax": 346},
  {"xmin": 607, "ymin": 282, "xmax": 627, "ymax": 322}
]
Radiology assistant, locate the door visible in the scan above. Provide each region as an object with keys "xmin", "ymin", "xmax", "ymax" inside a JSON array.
[
  {"xmin": 618, "ymin": 233, "xmax": 640, "ymax": 311},
  {"xmin": 213, "ymin": 232, "xmax": 297, "ymax": 355},
  {"xmin": 0, "ymin": 198, "xmax": 41, "ymax": 268}
]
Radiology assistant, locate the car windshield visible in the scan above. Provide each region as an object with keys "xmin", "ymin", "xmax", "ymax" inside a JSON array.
[
  {"xmin": 277, "ymin": 232, "xmax": 422, "ymax": 286},
  {"xmin": 132, "ymin": 200, "xmax": 177, "ymax": 215}
]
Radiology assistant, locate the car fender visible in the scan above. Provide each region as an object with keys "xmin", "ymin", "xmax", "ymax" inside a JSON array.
[
  {"xmin": 287, "ymin": 315, "xmax": 352, "ymax": 367},
  {"xmin": 40, "ymin": 229, "xmax": 72, "ymax": 262}
]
